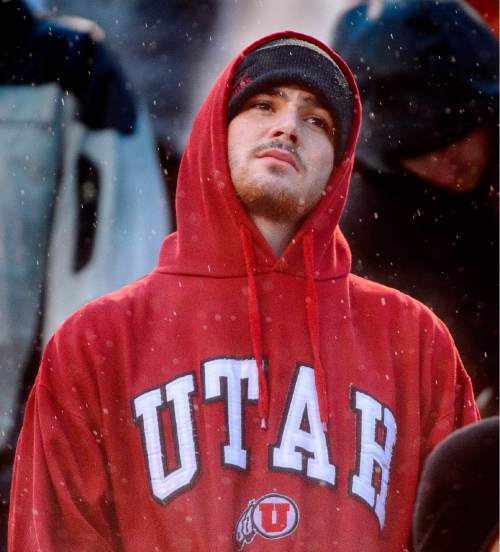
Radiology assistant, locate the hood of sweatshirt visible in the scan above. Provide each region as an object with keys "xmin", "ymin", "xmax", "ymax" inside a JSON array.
[
  {"xmin": 155, "ymin": 31, "xmax": 361, "ymax": 428},
  {"xmin": 155, "ymin": 31, "xmax": 361, "ymax": 281}
]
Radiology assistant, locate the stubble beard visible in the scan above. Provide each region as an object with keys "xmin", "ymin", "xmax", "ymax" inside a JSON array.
[{"xmin": 230, "ymin": 161, "xmax": 312, "ymax": 223}]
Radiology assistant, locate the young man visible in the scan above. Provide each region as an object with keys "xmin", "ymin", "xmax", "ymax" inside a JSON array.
[{"xmin": 8, "ymin": 32, "xmax": 477, "ymax": 551}]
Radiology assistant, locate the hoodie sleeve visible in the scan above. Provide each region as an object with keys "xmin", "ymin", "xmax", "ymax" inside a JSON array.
[
  {"xmin": 8, "ymin": 334, "xmax": 119, "ymax": 551},
  {"xmin": 419, "ymin": 319, "xmax": 479, "ymax": 460}
]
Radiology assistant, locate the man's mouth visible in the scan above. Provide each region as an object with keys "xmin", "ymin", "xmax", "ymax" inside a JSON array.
[{"xmin": 255, "ymin": 149, "xmax": 299, "ymax": 171}]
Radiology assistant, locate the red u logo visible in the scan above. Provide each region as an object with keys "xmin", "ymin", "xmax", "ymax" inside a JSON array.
[{"xmin": 258, "ymin": 502, "xmax": 290, "ymax": 533}]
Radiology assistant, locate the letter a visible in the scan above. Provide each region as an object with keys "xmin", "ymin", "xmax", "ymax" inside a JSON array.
[{"xmin": 271, "ymin": 365, "xmax": 336, "ymax": 486}]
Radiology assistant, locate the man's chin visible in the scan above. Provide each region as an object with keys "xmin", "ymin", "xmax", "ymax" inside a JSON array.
[{"xmin": 237, "ymin": 190, "xmax": 305, "ymax": 223}]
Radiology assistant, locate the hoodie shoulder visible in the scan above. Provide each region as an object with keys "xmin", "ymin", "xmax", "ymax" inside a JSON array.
[
  {"xmin": 38, "ymin": 273, "xmax": 160, "ymax": 388},
  {"xmin": 50, "ymin": 272, "xmax": 157, "ymax": 340},
  {"xmin": 348, "ymin": 273, "xmax": 454, "ymax": 339}
]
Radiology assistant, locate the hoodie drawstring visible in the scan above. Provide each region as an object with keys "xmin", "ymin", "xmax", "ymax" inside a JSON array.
[
  {"xmin": 240, "ymin": 227, "xmax": 328, "ymax": 432},
  {"xmin": 303, "ymin": 233, "xmax": 329, "ymax": 430},
  {"xmin": 240, "ymin": 226, "xmax": 269, "ymax": 429}
]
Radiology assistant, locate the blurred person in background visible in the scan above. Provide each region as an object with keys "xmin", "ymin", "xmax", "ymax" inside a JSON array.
[
  {"xmin": 50, "ymin": 0, "xmax": 219, "ymax": 215},
  {"xmin": 0, "ymin": 0, "xmax": 169, "ymax": 548},
  {"xmin": 331, "ymin": 0, "xmax": 499, "ymax": 416},
  {"xmin": 413, "ymin": 417, "xmax": 499, "ymax": 551}
]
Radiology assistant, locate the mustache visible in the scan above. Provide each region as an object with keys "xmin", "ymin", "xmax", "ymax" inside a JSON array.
[{"xmin": 252, "ymin": 140, "xmax": 305, "ymax": 171}]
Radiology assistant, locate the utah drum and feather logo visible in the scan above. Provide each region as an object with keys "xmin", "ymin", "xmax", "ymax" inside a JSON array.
[{"xmin": 235, "ymin": 493, "xmax": 299, "ymax": 549}]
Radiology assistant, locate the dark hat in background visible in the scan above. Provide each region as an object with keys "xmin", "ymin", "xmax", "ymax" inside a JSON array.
[
  {"xmin": 331, "ymin": 0, "xmax": 499, "ymax": 173},
  {"xmin": 412, "ymin": 417, "xmax": 499, "ymax": 552},
  {"xmin": 228, "ymin": 37, "xmax": 354, "ymax": 164}
]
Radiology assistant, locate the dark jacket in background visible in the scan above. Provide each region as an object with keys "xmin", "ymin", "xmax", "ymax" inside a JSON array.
[
  {"xmin": 413, "ymin": 417, "xmax": 499, "ymax": 551},
  {"xmin": 50, "ymin": 0, "xmax": 218, "ymax": 150},
  {"xmin": 331, "ymin": 0, "xmax": 499, "ymax": 399}
]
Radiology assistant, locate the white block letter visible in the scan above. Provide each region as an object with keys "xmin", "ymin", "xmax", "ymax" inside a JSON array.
[
  {"xmin": 133, "ymin": 374, "xmax": 198, "ymax": 503},
  {"xmin": 203, "ymin": 358, "xmax": 259, "ymax": 469},
  {"xmin": 350, "ymin": 388, "xmax": 397, "ymax": 528},
  {"xmin": 271, "ymin": 365, "xmax": 336, "ymax": 486}
]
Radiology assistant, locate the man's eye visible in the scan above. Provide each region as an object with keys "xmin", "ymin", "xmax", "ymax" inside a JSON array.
[
  {"xmin": 307, "ymin": 116, "xmax": 328, "ymax": 130},
  {"xmin": 251, "ymin": 101, "xmax": 272, "ymax": 111}
]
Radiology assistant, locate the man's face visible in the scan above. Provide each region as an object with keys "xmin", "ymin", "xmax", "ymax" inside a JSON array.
[
  {"xmin": 227, "ymin": 85, "xmax": 335, "ymax": 224},
  {"xmin": 401, "ymin": 127, "xmax": 492, "ymax": 193}
]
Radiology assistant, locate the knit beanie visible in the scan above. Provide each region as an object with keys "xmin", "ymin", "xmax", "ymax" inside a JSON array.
[
  {"xmin": 331, "ymin": 0, "xmax": 499, "ymax": 173},
  {"xmin": 228, "ymin": 37, "xmax": 354, "ymax": 164}
]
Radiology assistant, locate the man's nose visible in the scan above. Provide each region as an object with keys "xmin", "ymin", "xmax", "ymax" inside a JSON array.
[{"xmin": 269, "ymin": 110, "xmax": 299, "ymax": 145}]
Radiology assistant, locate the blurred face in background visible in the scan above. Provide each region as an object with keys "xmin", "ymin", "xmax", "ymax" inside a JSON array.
[{"xmin": 401, "ymin": 127, "xmax": 492, "ymax": 193}]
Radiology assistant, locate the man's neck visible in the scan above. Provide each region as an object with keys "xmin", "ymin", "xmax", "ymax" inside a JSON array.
[{"xmin": 251, "ymin": 215, "xmax": 298, "ymax": 257}]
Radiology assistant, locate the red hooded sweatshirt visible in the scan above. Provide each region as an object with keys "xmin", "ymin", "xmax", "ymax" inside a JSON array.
[{"xmin": 9, "ymin": 31, "xmax": 478, "ymax": 552}]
